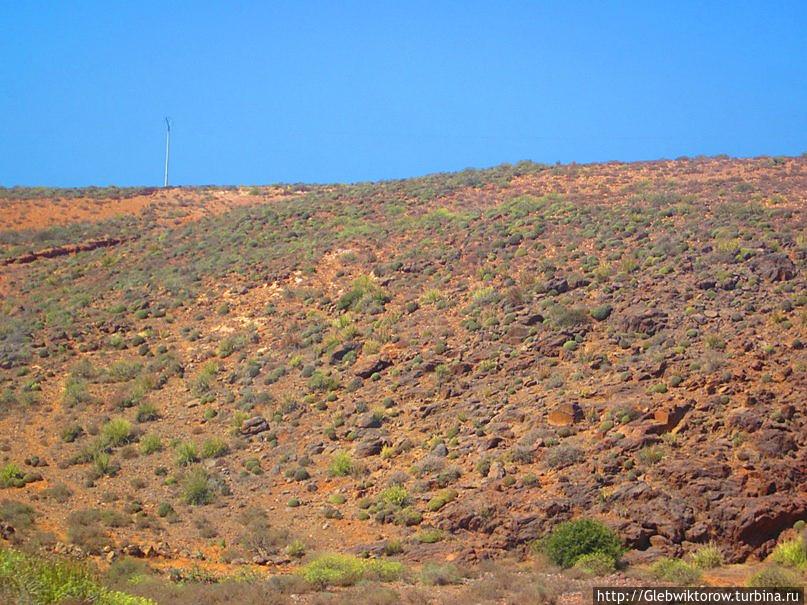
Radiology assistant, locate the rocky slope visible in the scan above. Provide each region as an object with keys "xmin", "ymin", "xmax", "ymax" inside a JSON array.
[{"xmin": 0, "ymin": 157, "xmax": 804, "ymax": 571}]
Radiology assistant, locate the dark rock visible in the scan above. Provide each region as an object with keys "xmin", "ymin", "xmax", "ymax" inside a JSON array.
[
  {"xmin": 240, "ymin": 416, "xmax": 269, "ymax": 436},
  {"xmin": 356, "ymin": 412, "xmax": 382, "ymax": 429},
  {"xmin": 481, "ymin": 436, "xmax": 504, "ymax": 451},
  {"xmin": 545, "ymin": 277, "xmax": 569, "ymax": 293},
  {"xmin": 329, "ymin": 341, "xmax": 360, "ymax": 364},
  {"xmin": 354, "ymin": 438, "xmax": 384, "ymax": 457},
  {"xmin": 523, "ymin": 313, "xmax": 545, "ymax": 326},
  {"xmin": 751, "ymin": 253, "xmax": 796, "ymax": 282},
  {"xmin": 355, "ymin": 356, "xmax": 392, "ymax": 378},
  {"xmin": 620, "ymin": 307, "xmax": 668, "ymax": 336},
  {"xmin": 432, "ymin": 442, "xmax": 448, "ymax": 457}
]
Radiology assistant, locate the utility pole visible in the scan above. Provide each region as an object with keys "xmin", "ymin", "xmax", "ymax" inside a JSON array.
[{"xmin": 163, "ymin": 117, "xmax": 171, "ymax": 187}]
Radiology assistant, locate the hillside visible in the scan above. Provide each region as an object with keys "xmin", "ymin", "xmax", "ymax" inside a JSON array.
[{"xmin": 0, "ymin": 156, "xmax": 805, "ymax": 600}]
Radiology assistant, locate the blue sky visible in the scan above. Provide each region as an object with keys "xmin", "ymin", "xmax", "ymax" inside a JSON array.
[{"xmin": 1, "ymin": 1, "xmax": 805, "ymax": 186}]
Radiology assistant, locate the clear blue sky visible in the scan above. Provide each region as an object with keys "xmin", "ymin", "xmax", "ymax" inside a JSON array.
[{"xmin": 1, "ymin": 1, "xmax": 805, "ymax": 186}]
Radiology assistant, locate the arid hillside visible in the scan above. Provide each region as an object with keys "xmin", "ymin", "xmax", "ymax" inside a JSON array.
[{"xmin": 0, "ymin": 157, "xmax": 805, "ymax": 601}]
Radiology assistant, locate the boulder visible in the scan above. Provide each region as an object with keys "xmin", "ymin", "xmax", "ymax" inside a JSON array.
[
  {"xmin": 751, "ymin": 253, "xmax": 796, "ymax": 282},
  {"xmin": 354, "ymin": 438, "xmax": 384, "ymax": 457},
  {"xmin": 354, "ymin": 356, "xmax": 392, "ymax": 378},
  {"xmin": 240, "ymin": 416, "xmax": 269, "ymax": 436},
  {"xmin": 329, "ymin": 341, "xmax": 360, "ymax": 364},
  {"xmin": 620, "ymin": 307, "xmax": 668, "ymax": 336},
  {"xmin": 547, "ymin": 402, "xmax": 584, "ymax": 426},
  {"xmin": 653, "ymin": 402, "xmax": 691, "ymax": 432}
]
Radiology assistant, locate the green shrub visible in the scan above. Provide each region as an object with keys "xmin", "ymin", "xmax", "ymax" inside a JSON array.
[
  {"xmin": 100, "ymin": 418, "xmax": 133, "ymax": 448},
  {"xmin": 379, "ymin": 485, "xmax": 409, "ymax": 507},
  {"xmin": 689, "ymin": 543, "xmax": 724, "ymax": 569},
  {"xmin": 636, "ymin": 445, "xmax": 664, "ymax": 466},
  {"xmin": 191, "ymin": 362, "xmax": 218, "ymax": 397},
  {"xmin": 286, "ymin": 539, "xmax": 306, "ymax": 558},
  {"xmin": 329, "ymin": 451, "xmax": 354, "ymax": 477},
  {"xmin": 175, "ymin": 441, "xmax": 199, "ymax": 466},
  {"xmin": 420, "ymin": 562, "xmax": 464, "ymax": 586},
  {"xmin": 0, "ymin": 500, "xmax": 35, "ymax": 529},
  {"xmin": 201, "ymin": 438, "xmax": 229, "ymax": 459},
  {"xmin": 63, "ymin": 376, "xmax": 92, "ymax": 407},
  {"xmin": 590, "ymin": 304, "xmax": 613, "ymax": 321},
  {"xmin": 0, "ymin": 546, "xmax": 155, "ymax": 604},
  {"xmin": 336, "ymin": 276, "xmax": 390, "ymax": 313},
  {"xmin": 61, "ymin": 424, "xmax": 83, "ymax": 443},
  {"xmin": 135, "ymin": 402, "xmax": 158, "ymax": 422},
  {"xmin": 156, "ymin": 502, "xmax": 175, "ymax": 518},
  {"xmin": 544, "ymin": 444, "xmax": 583, "ymax": 469},
  {"xmin": 139, "ymin": 434, "xmax": 162, "ymax": 455},
  {"xmin": 539, "ymin": 518, "xmax": 623, "ymax": 568},
  {"xmin": 769, "ymin": 539, "xmax": 806, "ymax": 569},
  {"xmin": 182, "ymin": 468, "xmax": 215, "ymax": 505},
  {"xmin": 0, "ymin": 464, "xmax": 25, "ymax": 488},
  {"xmin": 414, "ymin": 528, "xmax": 444, "ymax": 543},
  {"xmin": 93, "ymin": 451, "xmax": 119, "ymax": 477},
  {"xmin": 747, "ymin": 565, "xmax": 802, "ymax": 588},
  {"xmin": 573, "ymin": 552, "xmax": 617, "ymax": 575},
  {"xmin": 426, "ymin": 489, "xmax": 458, "ymax": 512},
  {"xmin": 308, "ymin": 370, "xmax": 339, "ymax": 392},
  {"xmin": 299, "ymin": 554, "xmax": 403, "ymax": 588},
  {"xmin": 650, "ymin": 558, "xmax": 702, "ymax": 585}
]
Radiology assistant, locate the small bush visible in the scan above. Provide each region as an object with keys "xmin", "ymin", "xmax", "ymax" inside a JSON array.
[
  {"xmin": 201, "ymin": 437, "xmax": 229, "ymax": 459},
  {"xmin": 135, "ymin": 402, "xmax": 159, "ymax": 422},
  {"xmin": 414, "ymin": 528, "xmax": 444, "ymax": 543},
  {"xmin": 0, "ymin": 463, "xmax": 25, "ymax": 488},
  {"xmin": 182, "ymin": 468, "xmax": 215, "ymax": 505},
  {"xmin": 426, "ymin": 489, "xmax": 458, "ymax": 512},
  {"xmin": 747, "ymin": 565, "xmax": 802, "ymax": 588},
  {"xmin": 61, "ymin": 424, "xmax": 83, "ymax": 443},
  {"xmin": 650, "ymin": 558, "xmax": 702, "ymax": 585},
  {"xmin": 63, "ymin": 376, "xmax": 92, "ymax": 407},
  {"xmin": 0, "ymin": 500, "xmax": 35, "ymax": 529},
  {"xmin": 329, "ymin": 451, "xmax": 354, "ymax": 477},
  {"xmin": 0, "ymin": 546, "xmax": 155, "ymax": 604},
  {"xmin": 421, "ymin": 562, "xmax": 464, "ymax": 586},
  {"xmin": 379, "ymin": 485, "xmax": 409, "ymax": 507},
  {"xmin": 101, "ymin": 418, "xmax": 133, "ymax": 448},
  {"xmin": 308, "ymin": 370, "xmax": 339, "ymax": 392},
  {"xmin": 544, "ymin": 444, "xmax": 583, "ymax": 469},
  {"xmin": 66, "ymin": 509, "xmax": 109, "ymax": 553},
  {"xmin": 573, "ymin": 552, "xmax": 617, "ymax": 575},
  {"xmin": 175, "ymin": 441, "xmax": 199, "ymax": 466},
  {"xmin": 139, "ymin": 434, "xmax": 163, "ymax": 455},
  {"xmin": 540, "ymin": 518, "xmax": 623, "ymax": 568},
  {"xmin": 689, "ymin": 543, "xmax": 724, "ymax": 569},
  {"xmin": 769, "ymin": 539, "xmax": 806, "ymax": 569},
  {"xmin": 336, "ymin": 276, "xmax": 390, "ymax": 313},
  {"xmin": 590, "ymin": 304, "xmax": 613, "ymax": 321}
]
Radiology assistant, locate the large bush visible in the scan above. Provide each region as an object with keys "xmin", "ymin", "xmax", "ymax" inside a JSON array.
[
  {"xmin": 540, "ymin": 518, "xmax": 623, "ymax": 568},
  {"xmin": 0, "ymin": 546, "xmax": 154, "ymax": 604},
  {"xmin": 299, "ymin": 554, "xmax": 403, "ymax": 588}
]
